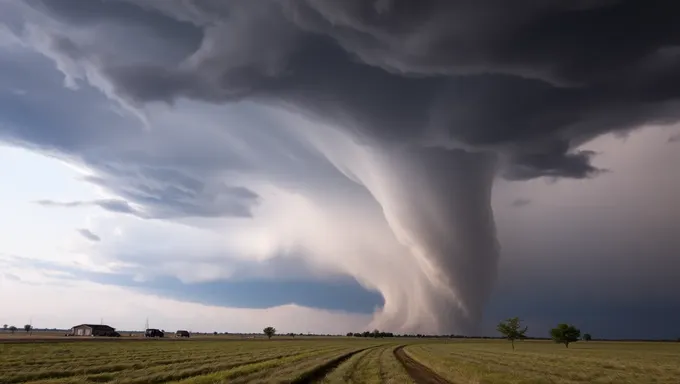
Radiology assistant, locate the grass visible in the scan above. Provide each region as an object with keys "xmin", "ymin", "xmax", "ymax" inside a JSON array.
[
  {"xmin": 0, "ymin": 338, "xmax": 389, "ymax": 384},
  {"xmin": 1, "ymin": 336, "xmax": 679, "ymax": 383},
  {"xmin": 405, "ymin": 339, "xmax": 680, "ymax": 384}
]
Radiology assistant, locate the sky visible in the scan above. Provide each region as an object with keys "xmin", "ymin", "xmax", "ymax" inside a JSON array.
[{"xmin": 1, "ymin": 0, "xmax": 679, "ymax": 339}]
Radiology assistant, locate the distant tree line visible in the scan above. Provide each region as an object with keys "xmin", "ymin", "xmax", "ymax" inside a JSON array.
[
  {"xmin": 346, "ymin": 329, "xmax": 395, "ymax": 338},
  {"xmin": 345, "ymin": 331, "xmax": 515, "ymax": 339},
  {"xmin": 2, "ymin": 324, "xmax": 28, "ymax": 335}
]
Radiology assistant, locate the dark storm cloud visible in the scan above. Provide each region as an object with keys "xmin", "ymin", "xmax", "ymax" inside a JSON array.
[
  {"xmin": 510, "ymin": 198, "xmax": 532, "ymax": 208},
  {"xmin": 76, "ymin": 228, "xmax": 101, "ymax": 242},
  {"xmin": 485, "ymin": 249, "xmax": 680, "ymax": 340},
  {"xmin": 484, "ymin": 293, "xmax": 680, "ymax": 340},
  {"xmin": 36, "ymin": 178, "xmax": 260, "ymax": 220},
  {"xmin": 78, "ymin": 166, "xmax": 261, "ymax": 219},
  {"xmin": 35, "ymin": 200, "xmax": 84, "ymax": 208},
  {"xmin": 2, "ymin": 253, "xmax": 383, "ymax": 314},
  {"xmin": 62, "ymin": 0, "xmax": 680, "ymax": 179},
  {"xmin": 26, "ymin": 0, "xmax": 203, "ymax": 47},
  {"xmin": 36, "ymin": 199, "xmax": 139, "ymax": 215},
  {"xmin": 93, "ymin": 199, "xmax": 138, "ymax": 215},
  {"xmin": 9, "ymin": 2, "xmax": 680, "ymax": 174}
]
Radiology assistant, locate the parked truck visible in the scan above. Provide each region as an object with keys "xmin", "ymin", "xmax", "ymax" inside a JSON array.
[{"xmin": 145, "ymin": 328, "xmax": 164, "ymax": 338}]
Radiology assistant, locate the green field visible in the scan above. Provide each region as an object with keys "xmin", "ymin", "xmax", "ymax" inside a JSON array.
[{"xmin": 1, "ymin": 337, "xmax": 679, "ymax": 383}]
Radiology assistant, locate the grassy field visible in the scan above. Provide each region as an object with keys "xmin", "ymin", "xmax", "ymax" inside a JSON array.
[
  {"xmin": 405, "ymin": 339, "xmax": 680, "ymax": 383},
  {"xmin": 1, "ymin": 337, "xmax": 679, "ymax": 383}
]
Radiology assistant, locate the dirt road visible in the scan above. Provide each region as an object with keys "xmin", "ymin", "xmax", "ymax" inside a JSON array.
[{"xmin": 394, "ymin": 346, "xmax": 451, "ymax": 384}]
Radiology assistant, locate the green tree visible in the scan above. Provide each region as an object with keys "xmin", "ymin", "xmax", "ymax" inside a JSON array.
[
  {"xmin": 24, "ymin": 324, "xmax": 32, "ymax": 335},
  {"xmin": 9, "ymin": 325, "xmax": 17, "ymax": 334},
  {"xmin": 263, "ymin": 326, "xmax": 276, "ymax": 339},
  {"xmin": 497, "ymin": 317, "xmax": 528, "ymax": 350},
  {"xmin": 551, "ymin": 323, "xmax": 581, "ymax": 348},
  {"xmin": 583, "ymin": 333, "xmax": 592, "ymax": 341},
  {"xmin": 2, "ymin": 324, "xmax": 7, "ymax": 331}
]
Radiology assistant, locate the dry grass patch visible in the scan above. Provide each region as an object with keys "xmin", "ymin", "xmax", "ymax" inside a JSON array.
[{"xmin": 405, "ymin": 339, "xmax": 680, "ymax": 384}]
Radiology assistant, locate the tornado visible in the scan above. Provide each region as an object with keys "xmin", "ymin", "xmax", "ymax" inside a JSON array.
[{"xmin": 357, "ymin": 146, "xmax": 500, "ymax": 334}]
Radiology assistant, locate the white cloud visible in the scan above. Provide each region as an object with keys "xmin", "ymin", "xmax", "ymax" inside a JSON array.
[{"xmin": 0, "ymin": 145, "xmax": 100, "ymax": 264}]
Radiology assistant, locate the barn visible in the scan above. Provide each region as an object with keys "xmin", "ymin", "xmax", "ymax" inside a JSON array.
[{"xmin": 69, "ymin": 324, "xmax": 117, "ymax": 337}]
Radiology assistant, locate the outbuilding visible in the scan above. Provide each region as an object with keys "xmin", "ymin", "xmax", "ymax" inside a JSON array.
[{"xmin": 69, "ymin": 324, "xmax": 117, "ymax": 337}]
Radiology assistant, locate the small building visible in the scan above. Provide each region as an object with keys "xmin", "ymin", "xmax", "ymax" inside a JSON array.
[
  {"xmin": 175, "ymin": 330, "xmax": 190, "ymax": 338},
  {"xmin": 69, "ymin": 324, "xmax": 117, "ymax": 337}
]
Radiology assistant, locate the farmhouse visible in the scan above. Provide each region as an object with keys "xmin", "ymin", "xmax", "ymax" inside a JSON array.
[{"xmin": 69, "ymin": 324, "xmax": 116, "ymax": 336}]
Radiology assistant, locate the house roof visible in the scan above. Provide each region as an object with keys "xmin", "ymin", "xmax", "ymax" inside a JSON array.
[{"xmin": 72, "ymin": 324, "xmax": 115, "ymax": 330}]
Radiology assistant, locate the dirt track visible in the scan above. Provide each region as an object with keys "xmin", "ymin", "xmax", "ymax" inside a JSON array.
[
  {"xmin": 394, "ymin": 346, "xmax": 451, "ymax": 384},
  {"xmin": 292, "ymin": 347, "xmax": 373, "ymax": 383}
]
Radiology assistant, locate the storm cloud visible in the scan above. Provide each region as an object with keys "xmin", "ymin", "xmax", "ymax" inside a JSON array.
[
  {"xmin": 510, "ymin": 198, "xmax": 532, "ymax": 208},
  {"xmin": 1, "ymin": 0, "xmax": 679, "ymax": 334},
  {"xmin": 91, "ymin": 0, "xmax": 680, "ymax": 177},
  {"xmin": 77, "ymin": 228, "xmax": 101, "ymax": 242}
]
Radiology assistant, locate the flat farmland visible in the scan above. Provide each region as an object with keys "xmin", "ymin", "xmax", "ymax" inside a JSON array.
[
  {"xmin": 0, "ymin": 338, "xmax": 408, "ymax": 384},
  {"xmin": 1, "ymin": 337, "xmax": 679, "ymax": 383},
  {"xmin": 404, "ymin": 339, "xmax": 680, "ymax": 384}
]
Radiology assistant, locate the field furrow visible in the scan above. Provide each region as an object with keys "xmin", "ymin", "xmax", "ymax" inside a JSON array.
[
  {"xmin": 165, "ymin": 346, "xmax": 357, "ymax": 383},
  {"xmin": 289, "ymin": 346, "xmax": 372, "ymax": 383},
  {"xmin": 19, "ymin": 347, "xmax": 340, "ymax": 384},
  {"xmin": 320, "ymin": 347, "xmax": 377, "ymax": 383}
]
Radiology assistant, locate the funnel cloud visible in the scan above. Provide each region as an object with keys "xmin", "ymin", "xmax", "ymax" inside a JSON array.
[{"xmin": 2, "ymin": 0, "xmax": 680, "ymax": 334}]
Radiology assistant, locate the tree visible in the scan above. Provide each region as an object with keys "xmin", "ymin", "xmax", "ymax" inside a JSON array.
[
  {"xmin": 497, "ymin": 317, "xmax": 528, "ymax": 350},
  {"xmin": 583, "ymin": 333, "xmax": 592, "ymax": 341},
  {"xmin": 2, "ymin": 324, "xmax": 7, "ymax": 331},
  {"xmin": 24, "ymin": 324, "xmax": 32, "ymax": 335},
  {"xmin": 551, "ymin": 323, "xmax": 581, "ymax": 348},
  {"xmin": 263, "ymin": 326, "xmax": 276, "ymax": 339},
  {"xmin": 9, "ymin": 326, "xmax": 17, "ymax": 334}
]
